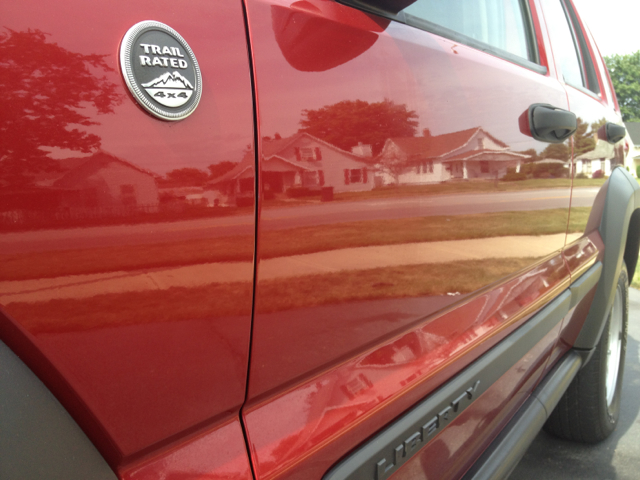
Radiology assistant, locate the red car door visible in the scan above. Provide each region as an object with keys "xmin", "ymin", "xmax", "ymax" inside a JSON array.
[
  {"xmin": 537, "ymin": 0, "xmax": 626, "ymax": 366},
  {"xmin": 0, "ymin": 1, "xmax": 256, "ymax": 478},
  {"xmin": 241, "ymin": 1, "xmax": 574, "ymax": 479}
]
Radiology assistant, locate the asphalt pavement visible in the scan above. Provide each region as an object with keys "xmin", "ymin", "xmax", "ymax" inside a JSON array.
[{"xmin": 512, "ymin": 287, "xmax": 640, "ymax": 480}]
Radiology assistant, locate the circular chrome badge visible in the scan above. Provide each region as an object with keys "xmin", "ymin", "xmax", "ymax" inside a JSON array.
[{"xmin": 120, "ymin": 21, "xmax": 202, "ymax": 121}]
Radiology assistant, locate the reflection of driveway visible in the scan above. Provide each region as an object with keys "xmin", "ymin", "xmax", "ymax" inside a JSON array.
[
  {"xmin": 0, "ymin": 233, "xmax": 579, "ymax": 304},
  {"xmin": 0, "ymin": 188, "xmax": 597, "ymax": 255},
  {"xmin": 261, "ymin": 187, "xmax": 595, "ymax": 229}
]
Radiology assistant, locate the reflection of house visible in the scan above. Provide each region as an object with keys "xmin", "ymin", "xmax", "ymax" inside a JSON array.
[
  {"xmin": 53, "ymin": 152, "xmax": 160, "ymax": 212},
  {"xmin": 625, "ymin": 122, "xmax": 640, "ymax": 177},
  {"xmin": 377, "ymin": 127, "xmax": 528, "ymax": 184},
  {"xmin": 575, "ymin": 140, "xmax": 614, "ymax": 177},
  {"xmin": 0, "ymin": 152, "xmax": 160, "ymax": 227},
  {"xmin": 206, "ymin": 152, "xmax": 255, "ymax": 206},
  {"xmin": 208, "ymin": 133, "xmax": 373, "ymax": 205}
]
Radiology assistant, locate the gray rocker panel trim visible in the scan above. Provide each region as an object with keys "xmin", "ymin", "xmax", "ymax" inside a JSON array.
[
  {"xmin": 0, "ymin": 340, "xmax": 117, "ymax": 480},
  {"xmin": 462, "ymin": 351, "xmax": 583, "ymax": 480},
  {"xmin": 323, "ymin": 291, "xmax": 571, "ymax": 480},
  {"xmin": 569, "ymin": 262, "xmax": 602, "ymax": 310},
  {"xmin": 574, "ymin": 167, "xmax": 640, "ymax": 350}
]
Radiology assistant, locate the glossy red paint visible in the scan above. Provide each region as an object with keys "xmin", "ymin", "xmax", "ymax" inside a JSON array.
[
  {"xmin": 120, "ymin": 419, "xmax": 253, "ymax": 480},
  {"xmin": 242, "ymin": 0, "xmax": 575, "ymax": 477},
  {"xmin": 539, "ymin": 0, "xmax": 623, "ymax": 395},
  {"xmin": 0, "ymin": 0, "xmax": 255, "ymax": 472},
  {"xmin": 554, "ymin": 6, "xmax": 625, "ymax": 365},
  {"xmin": 0, "ymin": 0, "xmax": 626, "ymax": 478},
  {"xmin": 246, "ymin": 0, "xmax": 572, "ymax": 397},
  {"xmin": 243, "ymin": 253, "xmax": 569, "ymax": 480}
]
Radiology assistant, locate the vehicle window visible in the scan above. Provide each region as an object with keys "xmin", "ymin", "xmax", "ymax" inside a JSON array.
[
  {"xmin": 562, "ymin": 0, "xmax": 600, "ymax": 95},
  {"xmin": 402, "ymin": 0, "xmax": 531, "ymax": 61},
  {"xmin": 598, "ymin": 53, "xmax": 615, "ymax": 105},
  {"xmin": 540, "ymin": 0, "xmax": 585, "ymax": 88},
  {"xmin": 585, "ymin": 25, "xmax": 615, "ymax": 104}
]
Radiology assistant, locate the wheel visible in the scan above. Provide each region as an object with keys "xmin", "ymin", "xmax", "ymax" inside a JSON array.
[{"xmin": 545, "ymin": 264, "xmax": 629, "ymax": 442}]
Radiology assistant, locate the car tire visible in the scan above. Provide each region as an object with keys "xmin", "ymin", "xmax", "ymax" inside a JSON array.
[{"xmin": 545, "ymin": 264, "xmax": 629, "ymax": 443}]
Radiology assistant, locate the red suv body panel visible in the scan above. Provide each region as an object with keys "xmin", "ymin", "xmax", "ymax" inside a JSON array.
[
  {"xmin": 240, "ymin": 1, "xmax": 582, "ymax": 478},
  {"xmin": 1, "ymin": 0, "xmax": 255, "ymax": 476},
  {"xmin": 0, "ymin": 0, "xmax": 632, "ymax": 479}
]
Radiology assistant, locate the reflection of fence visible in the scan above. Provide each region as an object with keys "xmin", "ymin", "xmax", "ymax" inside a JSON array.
[
  {"xmin": 1, "ymin": 204, "xmax": 158, "ymax": 229},
  {"xmin": 0, "ymin": 202, "xmax": 244, "ymax": 231},
  {"xmin": 57, "ymin": 205, "xmax": 159, "ymax": 220}
]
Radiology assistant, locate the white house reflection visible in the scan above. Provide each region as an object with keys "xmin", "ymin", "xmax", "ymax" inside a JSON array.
[
  {"xmin": 208, "ymin": 132, "xmax": 373, "ymax": 205},
  {"xmin": 377, "ymin": 127, "xmax": 529, "ymax": 184}
]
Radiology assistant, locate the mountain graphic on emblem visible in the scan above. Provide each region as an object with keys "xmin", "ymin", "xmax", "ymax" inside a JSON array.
[{"xmin": 141, "ymin": 71, "xmax": 194, "ymax": 108}]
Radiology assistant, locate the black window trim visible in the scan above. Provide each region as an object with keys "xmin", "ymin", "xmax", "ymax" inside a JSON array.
[
  {"xmin": 555, "ymin": 0, "xmax": 588, "ymax": 90},
  {"xmin": 521, "ymin": 0, "xmax": 541, "ymax": 65},
  {"xmin": 336, "ymin": 0, "xmax": 548, "ymax": 75},
  {"xmin": 561, "ymin": 0, "xmax": 601, "ymax": 96}
]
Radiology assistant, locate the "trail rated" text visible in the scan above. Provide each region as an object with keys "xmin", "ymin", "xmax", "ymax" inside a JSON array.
[{"xmin": 138, "ymin": 43, "xmax": 188, "ymax": 69}]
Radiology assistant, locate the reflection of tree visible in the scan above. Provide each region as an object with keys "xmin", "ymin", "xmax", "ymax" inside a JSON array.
[
  {"xmin": 381, "ymin": 150, "xmax": 407, "ymax": 185},
  {"xmin": 208, "ymin": 161, "xmax": 236, "ymax": 180},
  {"xmin": 161, "ymin": 168, "xmax": 209, "ymax": 187},
  {"xmin": 540, "ymin": 142, "xmax": 570, "ymax": 161},
  {"xmin": 0, "ymin": 29, "xmax": 122, "ymax": 187},
  {"xmin": 299, "ymin": 99, "xmax": 418, "ymax": 157},
  {"xmin": 574, "ymin": 117, "xmax": 596, "ymax": 157},
  {"xmin": 160, "ymin": 162, "xmax": 237, "ymax": 187},
  {"xmin": 538, "ymin": 117, "xmax": 602, "ymax": 162}
]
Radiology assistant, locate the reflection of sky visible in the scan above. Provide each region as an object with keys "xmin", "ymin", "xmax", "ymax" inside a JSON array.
[
  {"xmin": 5, "ymin": 0, "xmax": 254, "ymax": 175},
  {"xmin": 574, "ymin": 0, "xmax": 640, "ymax": 57}
]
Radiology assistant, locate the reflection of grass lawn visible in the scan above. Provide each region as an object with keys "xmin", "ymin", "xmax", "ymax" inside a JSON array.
[
  {"xmin": 256, "ymin": 257, "xmax": 538, "ymax": 313},
  {"xmin": 6, "ymin": 281, "xmax": 253, "ymax": 334},
  {"xmin": 0, "ymin": 208, "xmax": 591, "ymax": 281},
  {"xmin": 7, "ymin": 257, "xmax": 536, "ymax": 333},
  {"xmin": 0, "ymin": 236, "xmax": 254, "ymax": 282},
  {"xmin": 267, "ymin": 208, "xmax": 590, "ymax": 258}
]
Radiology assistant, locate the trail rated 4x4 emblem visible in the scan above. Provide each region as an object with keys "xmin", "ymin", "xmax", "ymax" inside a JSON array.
[{"xmin": 120, "ymin": 21, "xmax": 202, "ymax": 121}]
